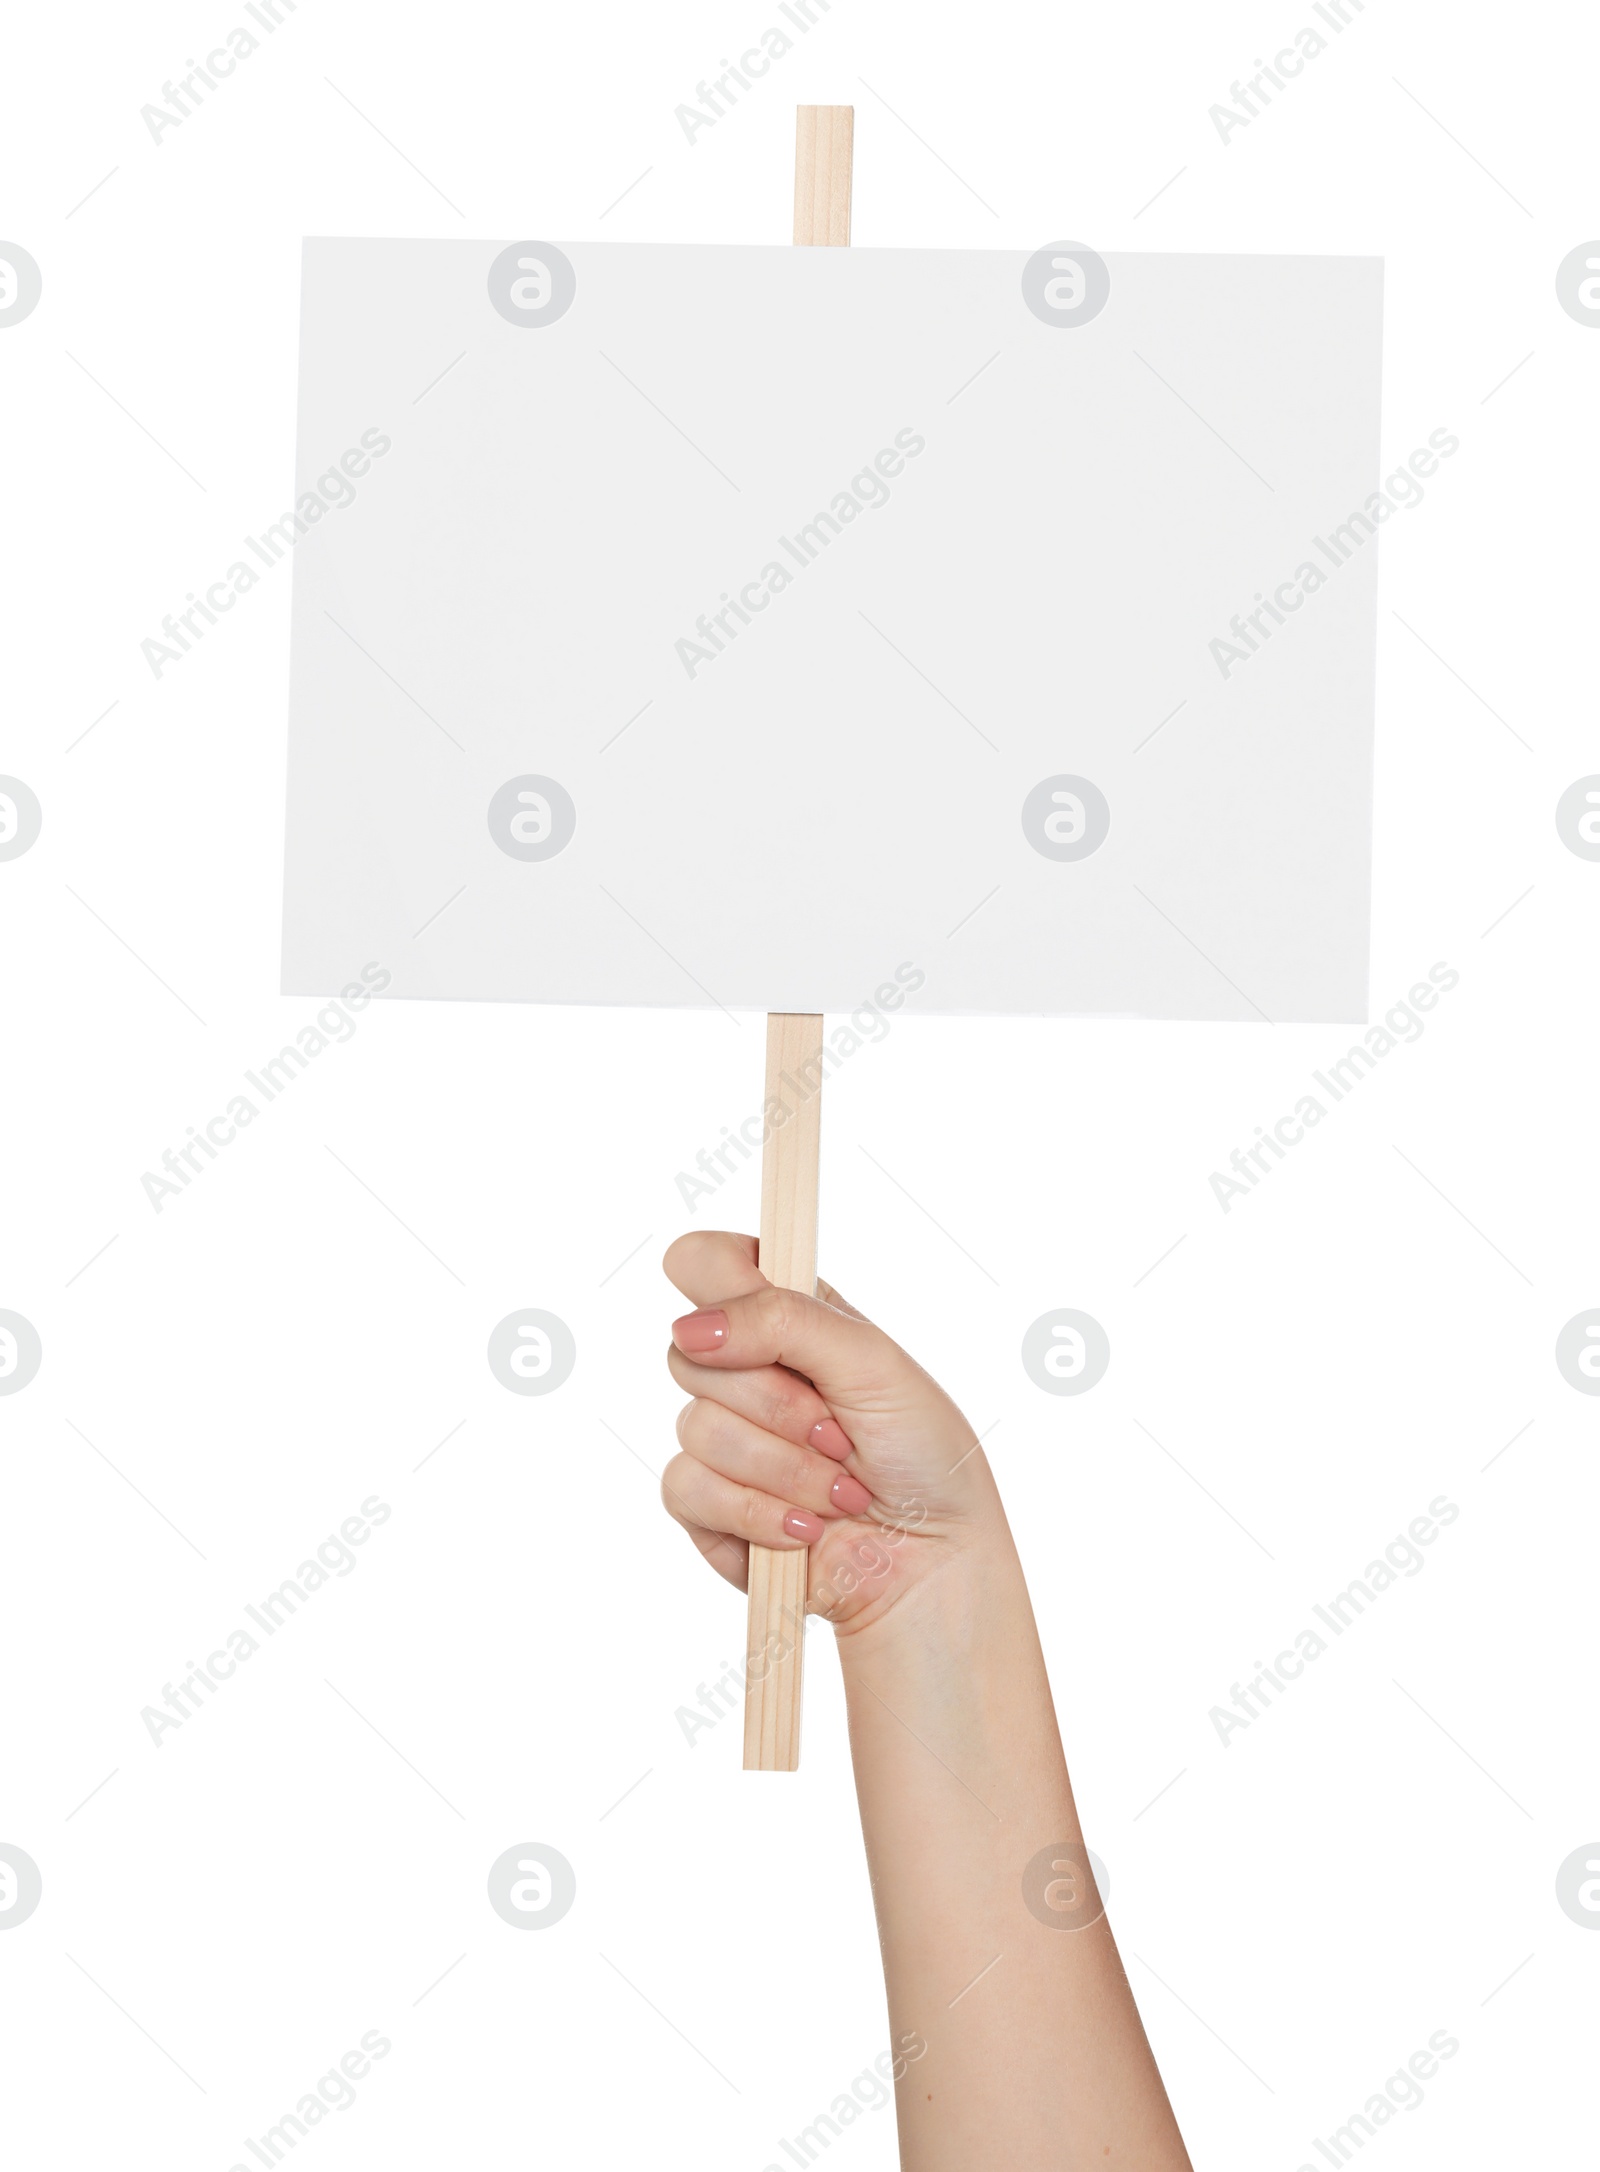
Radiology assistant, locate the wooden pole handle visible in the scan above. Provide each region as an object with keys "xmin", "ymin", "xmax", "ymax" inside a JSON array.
[
  {"xmin": 743, "ymin": 1013, "xmax": 823, "ymax": 1770},
  {"xmin": 742, "ymin": 107, "xmax": 853, "ymax": 1773},
  {"xmin": 793, "ymin": 102, "xmax": 853, "ymax": 247}
]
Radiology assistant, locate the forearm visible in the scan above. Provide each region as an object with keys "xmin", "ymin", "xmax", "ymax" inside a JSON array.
[
  {"xmin": 836, "ymin": 1484, "xmax": 1192, "ymax": 2170},
  {"xmin": 658, "ymin": 1247, "xmax": 1189, "ymax": 2162}
]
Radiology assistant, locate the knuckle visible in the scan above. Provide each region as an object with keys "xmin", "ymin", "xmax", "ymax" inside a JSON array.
[
  {"xmin": 677, "ymin": 1397, "xmax": 726, "ymax": 1459},
  {"xmin": 782, "ymin": 1450, "xmax": 819, "ymax": 1502},
  {"xmin": 659, "ymin": 1454, "xmax": 697, "ymax": 1522},
  {"xmin": 752, "ymin": 1283, "xmax": 797, "ymax": 1344},
  {"xmin": 760, "ymin": 1370, "xmax": 815, "ymax": 1437},
  {"xmin": 736, "ymin": 1482, "xmax": 775, "ymax": 1537}
]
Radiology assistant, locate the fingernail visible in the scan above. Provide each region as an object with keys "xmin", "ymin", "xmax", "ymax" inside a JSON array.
[
  {"xmin": 807, "ymin": 1416, "xmax": 855, "ymax": 1461},
  {"xmin": 830, "ymin": 1471, "xmax": 872, "ymax": 1516},
  {"xmin": 783, "ymin": 1510, "xmax": 824, "ymax": 1542},
  {"xmin": 672, "ymin": 1308, "xmax": 729, "ymax": 1354}
]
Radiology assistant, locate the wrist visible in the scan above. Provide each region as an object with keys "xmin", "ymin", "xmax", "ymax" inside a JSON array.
[
  {"xmin": 831, "ymin": 1501, "xmax": 1031, "ymax": 1670},
  {"xmin": 832, "ymin": 1512, "xmax": 1074, "ymax": 1839}
]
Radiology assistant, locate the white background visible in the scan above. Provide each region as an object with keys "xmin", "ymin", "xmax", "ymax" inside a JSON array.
[{"xmin": 2, "ymin": 2, "xmax": 1596, "ymax": 2167}]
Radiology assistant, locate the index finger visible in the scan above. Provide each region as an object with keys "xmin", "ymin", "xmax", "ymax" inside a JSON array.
[
  {"xmin": 670, "ymin": 1282, "xmax": 919, "ymax": 1412},
  {"xmin": 662, "ymin": 1231, "xmax": 765, "ymax": 1308},
  {"xmin": 663, "ymin": 1229, "xmax": 869, "ymax": 1322}
]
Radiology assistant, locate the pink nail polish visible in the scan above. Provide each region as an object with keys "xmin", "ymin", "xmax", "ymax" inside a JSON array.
[
  {"xmin": 783, "ymin": 1510, "xmax": 823, "ymax": 1542},
  {"xmin": 807, "ymin": 1416, "xmax": 855, "ymax": 1462},
  {"xmin": 830, "ymin": 1471, "xmax": 872, "ymax": 1516},
  {"xmin": 672, "ymin": 1308, "xmax": 729, "ymax": 1354}
]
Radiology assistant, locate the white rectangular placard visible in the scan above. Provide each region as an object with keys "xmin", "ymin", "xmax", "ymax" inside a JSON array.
[{"xmin": 282, "ymin": 241, "xmax": 1382, "ymax": 1020}]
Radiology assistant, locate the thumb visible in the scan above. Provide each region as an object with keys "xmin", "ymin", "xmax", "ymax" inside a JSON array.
[{"xmin": 671, "ymin": 1282, "xmax": 934, "ymax": 1415}]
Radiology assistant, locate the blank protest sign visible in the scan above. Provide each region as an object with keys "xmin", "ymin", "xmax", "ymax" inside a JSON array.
[{"xmin": 282, "ymin": 241, "xmax": 1381, "ymax": 1020}]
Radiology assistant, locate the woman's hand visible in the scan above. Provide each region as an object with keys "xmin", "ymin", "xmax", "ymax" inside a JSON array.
[
  {"xmin": 659, "ymin": 1228, "xmax": 1006, "ymax": 1635},
  {"xmin": 658, "ymin": 1229, "xmax": 1193, "ymax": 2171}
]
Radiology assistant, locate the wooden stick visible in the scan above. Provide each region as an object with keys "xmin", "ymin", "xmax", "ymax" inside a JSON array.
[
  {"xmin": 793, "ymin": 103, "xmax": 853, "ymax": 246},
  {"xmin": 743, "ymin": 1015, "xmax": 822, "ymax": 1772},
  {"xmin": 742, "ymin": 107, "xmax": 853, "ymax": 1774}
]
